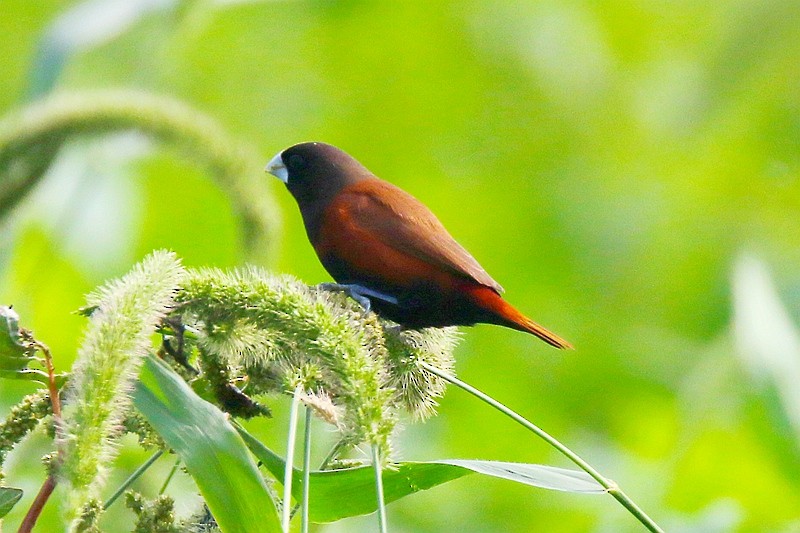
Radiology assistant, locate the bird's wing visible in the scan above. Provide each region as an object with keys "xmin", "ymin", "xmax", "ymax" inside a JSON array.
[{"xmin": 332, "ymin": 179, "xmax": 504, "ymax": 293}]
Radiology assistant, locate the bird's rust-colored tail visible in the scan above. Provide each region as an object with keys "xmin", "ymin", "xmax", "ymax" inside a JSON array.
[{"xmin": 465, "ymin": 285, "xmax": 573, "ymax": 349}]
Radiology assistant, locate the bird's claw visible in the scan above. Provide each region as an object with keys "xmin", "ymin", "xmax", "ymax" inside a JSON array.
[
  {"xmin": 347, "ymin": 288, "xmax": 373, "ymax": 314},
  {"xmin": 318, "ymin": 283, "xmax": 372, "ymax": 313},
  {"xmin": 317, "ymin": 283, "xmax": 398, "ymax": 315}
]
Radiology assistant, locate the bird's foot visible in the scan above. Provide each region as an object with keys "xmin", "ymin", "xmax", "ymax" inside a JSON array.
[{"xmin": 317, "ymin": 283, "xmax": 398, "ymax": 314}]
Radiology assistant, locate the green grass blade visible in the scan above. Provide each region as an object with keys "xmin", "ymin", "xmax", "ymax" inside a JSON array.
[
  {"xmin": 439, "ymin": 459, "xmax": 605, "ymax": 493},
  {"xmin": 0, "ymin": 487, "xmax": 23, "ymax": 518},
  {"xmin": 420, "ymin": 362, "xmax": 663, "ymax": 533},
  {"xmin": 133, "ymin": 354, "xmax": 280, "ymax": 533},
  {"xmin": 236, "ymin": 424, "xmax": 603, "ymax": 523}
]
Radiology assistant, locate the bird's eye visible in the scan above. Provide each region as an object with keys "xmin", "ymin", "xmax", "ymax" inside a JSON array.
[{"xmin": 287, "ymin": 154, "xmax": 307, "ymax": 171}]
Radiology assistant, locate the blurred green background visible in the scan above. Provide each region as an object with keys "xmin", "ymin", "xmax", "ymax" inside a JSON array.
[{"xmin": 2, "ymin": 0, "xmax": 800, "ymax": 531}]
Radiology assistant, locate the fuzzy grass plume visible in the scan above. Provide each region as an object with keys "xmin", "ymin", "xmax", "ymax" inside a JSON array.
[
  {"xmin": 176, "ymin": 267, "xmax": 397, "ymax": 456},
  {"xmin": 384, "ymin": 327, "xmax": 459, "ymax": 420},
  {"xmin": 49, "ymin": 257, "xmax": 458, "ymax": 528},
  {"xmin": 174, "ymin": 267, "xmax": 462, "ymax": 462},
  {"xmin": 60, "ymin": 251, "xmax": 184, "ymax": 530}
]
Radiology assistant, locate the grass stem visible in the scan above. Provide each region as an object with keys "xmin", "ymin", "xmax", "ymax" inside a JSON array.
[
  {"xmin": 103, "ymin": 449, "xmax": 164, "ymax": 509},
  {"xmin": 319, "ymin": 438, "xmax": 349, "ymax": 470},
  {"xmin": 420, "ymin": 362, "xmax": 663, "ymax": 533},
  {"xmin": 372, "ymin": 443, "xmax": 388, "ymax": 533},
  {"xmin": 159, "ymin": 457, "xmax": 181, "ymax": 495},
  {"xmin": 301, "ymin": 407, "xmax": 312, "ymax": 533},
  {"xmin": 282, "ymin": 386, "xmax": 303, "ymax": 532}
]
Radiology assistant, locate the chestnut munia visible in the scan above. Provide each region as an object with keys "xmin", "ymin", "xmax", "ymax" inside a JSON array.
[{"xmin": 266, "ymin": 142, "xmax": 571, "ymax": 349}]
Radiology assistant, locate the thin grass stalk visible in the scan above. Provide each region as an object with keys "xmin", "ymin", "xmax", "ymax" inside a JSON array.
[
  {"xmin": 282, "ymin": 386, "xmax": 303, "ymax": 532},
  {"xmin": 319, "ymin": 438, "xmax": 349, "ymax": 470},
  {"xmin": 158, "ymin": 458, "xmax": 181, "ymax": 495},
  {"xmin": 420, "ymin": 362, "xmax": 663, "ymax": 533},
  {"xmin": 301, "ymin": 407, "xmax": 312, "ymax": 533},
  {"xmin": 103, "ymin": 450, "xmax": 164, "ymax": 510},
  {"xmin": 372, "ymin": 443, "xmax": 388, "ymax": 533}
]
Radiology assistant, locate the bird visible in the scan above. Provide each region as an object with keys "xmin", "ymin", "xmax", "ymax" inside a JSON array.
[{"xmin": 266, "ymin": 142, "xmax": 571, "ymax": 349}]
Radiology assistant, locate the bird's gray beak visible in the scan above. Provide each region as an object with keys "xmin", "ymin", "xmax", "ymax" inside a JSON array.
[{"xmin": 265, "ymin": 152, "xmax": 288, "ymax": 183}]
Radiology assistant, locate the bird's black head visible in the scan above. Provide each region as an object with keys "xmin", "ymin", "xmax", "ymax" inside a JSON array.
[
  {"xmin": 266, "ymin": 142, "xmax": 373, "ymax": 205},
  {"xmin": 266, "ymin": 142, "xmax": 374, "ymax": 239}
]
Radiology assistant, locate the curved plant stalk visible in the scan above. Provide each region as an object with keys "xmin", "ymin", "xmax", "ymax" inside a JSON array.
[
  {"xmin": 420, "ymin": 362, "xmax": 663, "ymax": 533},
  {"xmin": 18, "ymin": 476, "xmax": 57, "ymax": 533},
  {"xmin": 0, "ymin": 89, "xmax": 280, "ymax": 262}
]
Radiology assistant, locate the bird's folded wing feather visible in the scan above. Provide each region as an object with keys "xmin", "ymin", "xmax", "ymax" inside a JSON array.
[{"xmin": 340, "ymin": 180, "xmax": 504, "ymax": 293}]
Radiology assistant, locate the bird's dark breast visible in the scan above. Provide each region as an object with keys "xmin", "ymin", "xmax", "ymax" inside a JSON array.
[
  {"xmin": 320, "ymin": 253, "xmax": 495, "ymax": 328},
  {"xmin": 370, "ymin": 289, "xmax": 492, "ymax": 329}
]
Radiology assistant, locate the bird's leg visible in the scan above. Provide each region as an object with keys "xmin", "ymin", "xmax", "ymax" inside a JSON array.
[
  {"xmin": 317, "ymin": 283, "xmax": 398, "ymax": 314},
  {"xmin": 318, "ymin": 283, "xmax": 372, "ymax": 312}
]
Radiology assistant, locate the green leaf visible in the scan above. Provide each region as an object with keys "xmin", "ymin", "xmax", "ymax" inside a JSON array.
[
  {"xmin": 0, "ymin": 368, "xmax": 49, "ymax": 380},
  {"xmin": 236, "ymin": 425, "xmax": 604, "ymax": 524},
  {"xmin": 0, "ymin": 306, "xmax": 58, "ymax": 385},
  {"xmin": 0, "ymin": 306, "xmax": 29, "ymax": 361},
  {"xmin": 133, "ymin": 354, "xmax": 280, "ymax": 533},
  {"xmin": 438, "ymin": 459, "xmax": 605, "ymax": 493},
  {"xmin": 0, "ymin": 487, "xmax": 23, "ymax": 518}
]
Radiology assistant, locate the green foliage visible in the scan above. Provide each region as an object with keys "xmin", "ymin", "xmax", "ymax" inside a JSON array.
[
  {"xmin": 72, "ymin": 499, "xmax": 102, "ymax": 533},
  {"xmin": 2, "ymin": 1, "xmax": 800, "ymax": 530},
  {"xmin": 0, "ymin": 305, "xmax": 60, "ymax": 384},
  {"xmin": 175, "ymin": 267, "xmax": 465, "ymax": 457},
  {"xmin": 0, "ymin": 487, "xmax": 23, "ymax": 518},
  {"xmin": 237, "ymin": 423, "xmax": 603, "ymax": 524},
  {"xmin": 0, "ymin": 252, "xmax": 620, "ymax": 531},
  {"xmin": 0, "ymin": 250, "xmax": 470, "ymax": 531},
  {"xmin": 176, "ymin": 268, "xmax": 396, "ymax": 455},
  {"xmin": 134, "ymin": 354, "xmax": 281, "ymax": 533},
  {"xmin": 0, "ymin": 306, "xmax": 27, "ymax": 358},
  {"xmin": 383, "ymin": 327, "xmax": 459, "ymax": 420}
]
